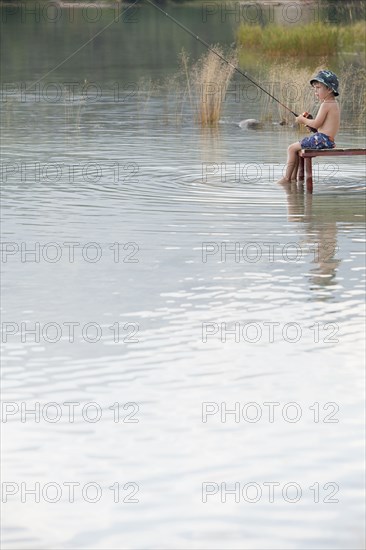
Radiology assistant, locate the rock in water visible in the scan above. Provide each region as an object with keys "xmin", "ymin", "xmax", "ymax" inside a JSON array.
[{"xmin": 238, "ymin": 119, "xmax": 262, "ymax": 129}]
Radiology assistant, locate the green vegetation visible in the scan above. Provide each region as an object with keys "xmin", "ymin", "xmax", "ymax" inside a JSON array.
[{"xmin": 237, "ymin": 22, "xmax": 366, "ymax": 57}]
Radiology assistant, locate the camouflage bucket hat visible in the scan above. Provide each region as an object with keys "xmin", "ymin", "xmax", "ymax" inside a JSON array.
[{"xmin": 310, "ymin": 69, "xmax": 339, "ymax": 96}]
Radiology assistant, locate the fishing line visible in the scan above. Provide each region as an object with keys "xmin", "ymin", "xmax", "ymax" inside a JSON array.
[{"xmin": 144, "ymin": 0, "xmax": 300, "ymax": 117}]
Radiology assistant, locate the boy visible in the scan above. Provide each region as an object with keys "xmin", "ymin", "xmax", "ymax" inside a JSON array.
[{"xmin": 276, "ymin": 70, "xmax": 340, "ymax": 184}]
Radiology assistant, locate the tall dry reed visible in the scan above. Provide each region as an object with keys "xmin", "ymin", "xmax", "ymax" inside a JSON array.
[
  {"xmin": 182, "ymin": 46, "xmax": 237, "ymax": 126},
  {"xmin": 260, "ymin": 63, "xmax": 318, "ymax": 125}
]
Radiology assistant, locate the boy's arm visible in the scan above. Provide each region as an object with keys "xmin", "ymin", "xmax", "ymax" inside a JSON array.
[{"xmin": 296, "ymin": 103, "xmax": 328, "ymax": 128}]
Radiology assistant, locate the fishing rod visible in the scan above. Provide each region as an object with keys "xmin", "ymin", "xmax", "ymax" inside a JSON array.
[{"xmin": 144, "ymin": 0, "xmax": 316, "ymax": 128}]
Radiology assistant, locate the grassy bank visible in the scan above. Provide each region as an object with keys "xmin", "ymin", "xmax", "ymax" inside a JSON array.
[{"xmin": 237, "ymin": 22, "xmax": 366, "ymax": 57}]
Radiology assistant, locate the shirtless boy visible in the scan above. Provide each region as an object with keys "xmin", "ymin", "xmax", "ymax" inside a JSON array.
[{"xmin": 276, "ymin": 70, "xmax": 340, "ymax": 184}]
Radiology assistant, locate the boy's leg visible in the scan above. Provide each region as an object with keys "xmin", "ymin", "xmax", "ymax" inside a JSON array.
[
  {"xmin": 289, "ymin": 143, "xmax": 302, "ymax": 181},
  {"xmin": 276, "ymin": 142, "xmax": 302, "ymax": 184},
  {"xmin": 290, "ymin": 155, "xmax": 300, "ymax": 181}
]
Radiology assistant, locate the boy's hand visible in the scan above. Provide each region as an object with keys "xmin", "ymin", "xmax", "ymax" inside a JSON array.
[
  {"xmin": 295, "ymin": 113, "xmax": 317, "ymax": 133},
  {"xmin": 296, "ymin": 113, "xmax": 312, "ymax": 124}
]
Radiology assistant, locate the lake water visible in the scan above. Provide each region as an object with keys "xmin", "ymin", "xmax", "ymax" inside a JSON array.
[{"xmin": 1, "ymin": 2, "xmax": 365, "ymax": 549}]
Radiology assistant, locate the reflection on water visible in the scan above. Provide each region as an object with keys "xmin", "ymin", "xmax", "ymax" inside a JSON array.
[
  {"xmin": 1, "ymin": 3, "xmax": 365, "ymax": 550},
  {"xmin": 279, "ymin": 183, "xmax": 345, "ymax": 292}
]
